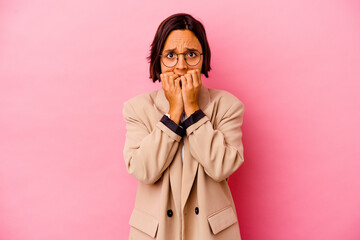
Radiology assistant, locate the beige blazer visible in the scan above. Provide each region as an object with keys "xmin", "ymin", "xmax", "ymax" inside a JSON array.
[{"xmin": 123, "ymin": 84, "xmax": 245, "ymax": 240}]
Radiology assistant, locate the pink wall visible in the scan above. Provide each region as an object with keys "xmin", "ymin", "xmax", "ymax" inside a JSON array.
[{"xmin": 1, "ymin": 0, "xmax": 359, "ymax": 239}]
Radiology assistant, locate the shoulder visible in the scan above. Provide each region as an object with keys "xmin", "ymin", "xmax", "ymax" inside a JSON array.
[
  {"xmin": 124, "ymin": 89, "xmax": 158, "ymax": 106},
  {"xmin": 204, "ymin": 87, "xmax": 245, "ymax": 126},
  {"xmin": 122, "ymin": 89, "xmax": 159, "ymax": 118},
  {"xmin": 207, "ymin": 87, "xmax": 244, "ymax": 110},
  {"xmin": 124, "ymin": 90, "xmax": 159, "ymax": 107}
]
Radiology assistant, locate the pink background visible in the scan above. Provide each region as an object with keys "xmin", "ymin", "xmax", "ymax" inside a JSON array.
[{"xmin": 1, "ymin": 0, "xmax": 359, "ymax": 239}]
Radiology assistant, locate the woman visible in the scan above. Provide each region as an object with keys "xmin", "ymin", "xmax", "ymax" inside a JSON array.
[{"xmin": 123, "ymin": 13, "xmax": 245, "ymax": 240}]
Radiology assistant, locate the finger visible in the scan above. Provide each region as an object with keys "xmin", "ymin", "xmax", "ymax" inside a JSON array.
[
  {"xmin": 160, "ymin": 73, "xmax": 164, "ymax": 83},
  {"xmin": 174, "ymin": 77, "xmax": 182, "ymax": 90},
  {"xmin": 168, "ymin": 75, "xmax": 175, "ymax": 89},
  {"xmin": 180, "ymin": 76, "xmax": 187, "ymax": 90},
  {"xmin": 174, "ymin": 76, "xmax": 182, "ymax": 88},
  {"xmin": 196, "ymin": 69, "xmax": 201, "ymax": 79},
  {"xmin": 174, "ymin": 78, "xmax": 181, "ymax": 91},
  {"xmin": 198, "ymin": 69, "xmax": 202, "ymax": 85},
  {"xmin": 188, "ymin": 70, "xmax": 197, "ymax": 86},
  {"xmin": 189, "ymin": 70, "xmax": 199, "ymax": 86},
  {"xmin": 185, "ymin": 73, "xmax": 193, "ymax": 88},
  {"xmin": 171, "ymin": 72, "xmax": 179, "ymax": 79},
  {"xmin": 162, "ymin": 74, "xmax": 168, "ymax": 89}
]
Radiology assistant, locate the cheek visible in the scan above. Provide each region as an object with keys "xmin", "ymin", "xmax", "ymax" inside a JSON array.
[
  {"xmin": 198, "ymin": 59, "xmax": 204, "ymax": 72},
  {"xmin": 160, "ymin": 63, "xmax": 172, "ymax": 73},
  {"xmin": 160, "ymin": 64, "xmax": 164, "ymax": 73}
]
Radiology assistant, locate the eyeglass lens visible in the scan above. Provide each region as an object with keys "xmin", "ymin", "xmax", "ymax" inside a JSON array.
[{"xmin": 161, "ymin": 50, "xmax": 201, "ymax": 67}]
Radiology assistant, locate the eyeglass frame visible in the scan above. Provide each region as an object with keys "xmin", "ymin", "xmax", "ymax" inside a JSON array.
[{"xmin": 159, "ymin": 49, "xmax": 203, "ymax": 67}]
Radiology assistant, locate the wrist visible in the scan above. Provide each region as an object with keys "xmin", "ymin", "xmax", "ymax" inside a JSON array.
[
  {"xmin": 184, "ymin": 105, "xmax": 200, "ymax": 117},
  {"xmin": 167, "ymin": 111, "xmax": 182, "ymax": 125}
]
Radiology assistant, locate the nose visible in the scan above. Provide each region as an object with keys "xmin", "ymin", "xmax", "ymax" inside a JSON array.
[{"xmin": 176, "ymin": 54, "xmax": 187, "ymax": 70}]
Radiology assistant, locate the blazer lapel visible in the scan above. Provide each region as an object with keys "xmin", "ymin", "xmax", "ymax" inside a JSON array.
[
  {"xmin": 154, "ymin": 83, "xmax": 211, "ymax": 212},
  {"xmin": 181, "ymin": 136, "xmax": 199, "ymax": 211},
  {"xmin": 169, "ymin": 140, "xmax": 182, "ymax": 212}
]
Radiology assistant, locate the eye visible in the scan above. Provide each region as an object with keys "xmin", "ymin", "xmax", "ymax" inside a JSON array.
[
  {"xmin": 166, "ymin": 52, "xmax": 175, "ymax": 58},
  {"xmin": 187, "ymin": 51, "xmax": 197, "ymax": 58}
]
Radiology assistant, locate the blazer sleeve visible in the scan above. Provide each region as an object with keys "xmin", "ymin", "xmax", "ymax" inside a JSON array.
[
  {"xmin": 182, "ymin": 101, "xmax": 245, "ymax": 182},
  {"xmin": 122, "ymin": 100, "xmax": 183, "ymax": 184}
]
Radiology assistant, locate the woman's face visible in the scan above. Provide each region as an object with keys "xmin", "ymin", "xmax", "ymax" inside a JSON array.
[{"xmin": 160, "ymin": 29, "xmax": 203, "ymax": 77}]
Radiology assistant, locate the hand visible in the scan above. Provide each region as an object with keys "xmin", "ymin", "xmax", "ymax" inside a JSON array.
[
  {"xmin": 160, "ymin": 72, "xmax": 183, "ymax": 124},
  {"xmin": 180, "ymin": 69, "xmax": 201, "ymax": 117}
]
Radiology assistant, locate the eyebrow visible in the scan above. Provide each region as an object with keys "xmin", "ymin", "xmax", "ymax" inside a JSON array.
[{"xmin": 163, "ymin": 47, "xmax": 199, "ymax": 53}]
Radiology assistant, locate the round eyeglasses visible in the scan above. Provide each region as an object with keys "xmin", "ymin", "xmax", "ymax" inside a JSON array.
[{"xmin": 160, "ymin": 49, "xmax": 203, "ymax": 68}]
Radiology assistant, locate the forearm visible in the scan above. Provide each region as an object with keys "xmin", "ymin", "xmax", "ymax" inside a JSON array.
[
  {"xmin": 183, "ymin": 103, "xmax": 245, "ymax": 182},
  {"xmin": 124, "ymin": 124, "xmax": 180, "ymax": 184},
  {"xmin": 123, "ymin": 101, "xmax": 184, "ymax": 184}
]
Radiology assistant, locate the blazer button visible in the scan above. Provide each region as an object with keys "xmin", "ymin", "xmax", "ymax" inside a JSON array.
[
  {"xmin": 167, "ymin": 209, "xmax": 173, "ymax": 217},
  {"xmin": 195, "ymin": 207, "xmax": 199, "ymax": 215}
]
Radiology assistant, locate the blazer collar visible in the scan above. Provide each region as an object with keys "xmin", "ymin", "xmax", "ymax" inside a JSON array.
[{"xmin": 154, "ymin": 84, "xmax": 211, "ymax": 115}]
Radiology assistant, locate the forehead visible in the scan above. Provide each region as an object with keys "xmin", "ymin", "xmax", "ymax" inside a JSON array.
[{"xmin": 162, "ymin": 29, "xmax": 202, "ymax": 52}]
